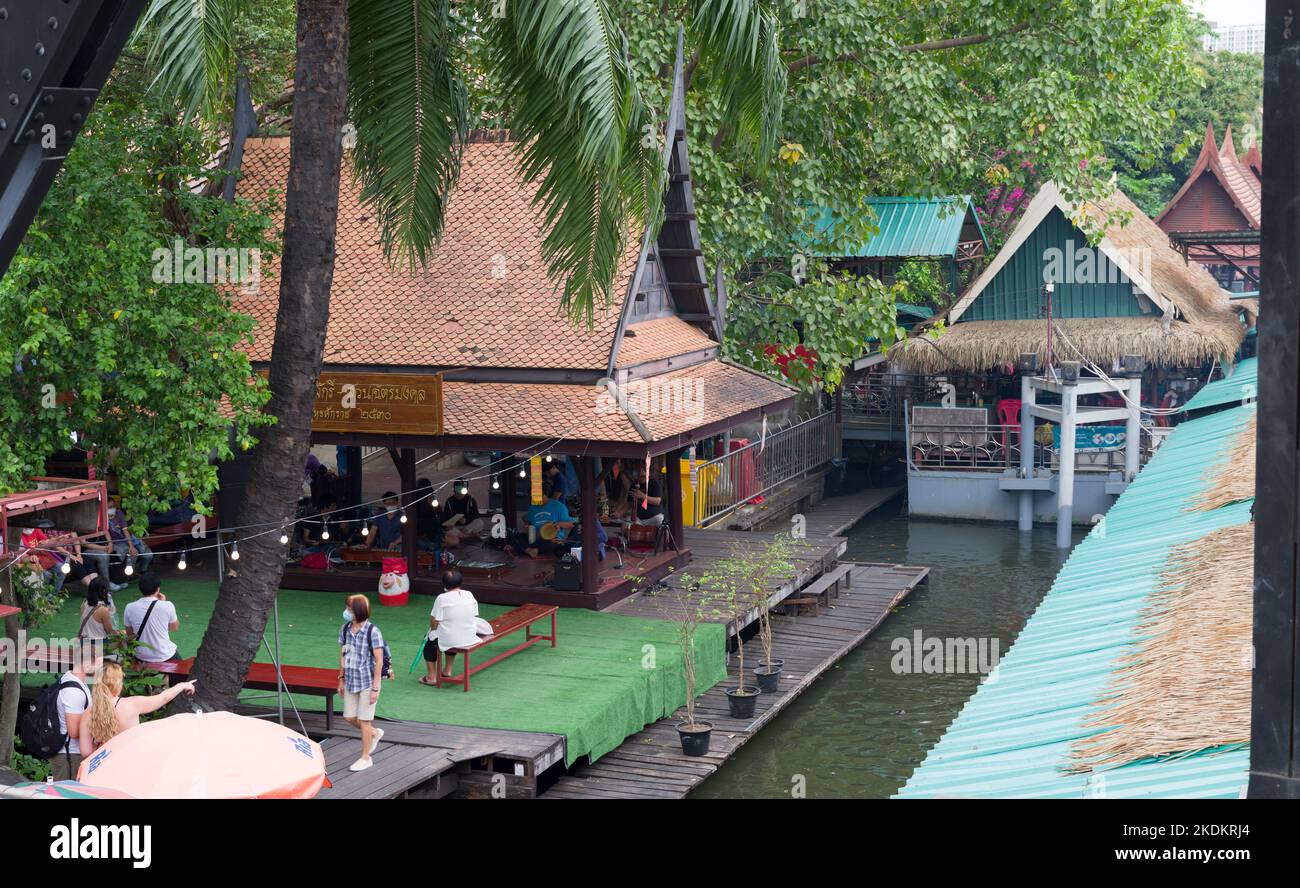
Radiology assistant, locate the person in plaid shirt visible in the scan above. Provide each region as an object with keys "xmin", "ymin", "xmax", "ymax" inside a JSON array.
[{"xmin": 338, "ymin": 594, "xmax": 385, "ymax": 772}]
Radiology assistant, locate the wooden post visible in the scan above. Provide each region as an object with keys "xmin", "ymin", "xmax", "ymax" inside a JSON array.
[
  {"xmin": 1250, "ymin": 0, "xmax": 1300, "ymax": 798},
  {"xmin": 344, "ymin": 445, "xmax": 363, "ymax": 506},
  {"xmin": 578, "ymin": 456, "xmax": 599, "ymax": 595},
  {"xmin": 665, "ymin": 448, "xmax": 685, "ymax": 549},
  {"xmin": 399, "ymin": 448, "xmax": 419, "ymax": 576}
]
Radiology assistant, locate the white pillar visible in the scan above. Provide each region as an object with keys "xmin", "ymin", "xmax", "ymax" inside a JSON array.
[
  {"xmin": 1057, "ymin": 384, "xmax": 1077, "ymax": 549},
  {"xmin": 1018, "ymin": 374, "xmax": 1035, "ymax": 531},
  {"xmin": 1124, "ymin": 377, "xmax": 1142, "ymax": 482}
]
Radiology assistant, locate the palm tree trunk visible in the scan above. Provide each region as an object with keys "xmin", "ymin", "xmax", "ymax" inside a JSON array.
[{"xmin": 187, "ymin": 0, "xmax": 349, "ymax": 712}]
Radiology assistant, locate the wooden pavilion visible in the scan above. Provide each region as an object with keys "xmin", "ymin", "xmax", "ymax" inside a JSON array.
[{"xmin": 222, "ymin": 52, "xmax": 794, "ymax": 609}]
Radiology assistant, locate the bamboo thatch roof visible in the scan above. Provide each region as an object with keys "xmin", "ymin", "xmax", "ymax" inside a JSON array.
[
  {"xmin": 893, "ymin": 315, "xmax": 1239, "ymax": 375},
  {"xmin": 892, "ymin": 182, "xmax": 1245, "ymax": 373},
  {"xmin": 1070, "ymin": 523, "xmax": 1253, "ymax": 772}
]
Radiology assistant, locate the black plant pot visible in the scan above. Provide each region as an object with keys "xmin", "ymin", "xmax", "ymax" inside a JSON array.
[
  {"xmin": 753, "ymin": 664, "xmax": 782, "ymax": 694},
  {"xmin": 725, "ymin": 686, "xmax": 761, "ymax": 719},
  {"xmin": 759, "ymin": 658, "xmax": 784, "ymax": 672},
  {"xmin": 678, "ymin": 721, "xmax": 713, "ymax": 756}
]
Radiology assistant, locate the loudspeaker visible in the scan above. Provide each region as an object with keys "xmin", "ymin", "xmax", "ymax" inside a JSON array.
[{"xmin": 553, "ymin": 556, "xmax": 582, "ymax": 591}]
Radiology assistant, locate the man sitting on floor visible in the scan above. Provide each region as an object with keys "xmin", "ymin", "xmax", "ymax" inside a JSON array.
[
  {"xmin": 364, "ymin": 492, "xmax": 404, "ymax": 551},
  {"xmin": 439, "ymin": 480, "xmax": 484, "ymax": 547},
  {"xmin": 523, "ymin": 487, "xmax": 576, "ymax": 558}
]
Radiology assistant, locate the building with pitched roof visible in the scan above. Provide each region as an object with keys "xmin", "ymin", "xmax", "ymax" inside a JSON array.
[
  {"xmin": 224, "ymin": 49, "xmax": 795, "ymax": 607},
  {"xmin": 1157, "ymin": 124, "xmax": 1261, "ymax": 292}
]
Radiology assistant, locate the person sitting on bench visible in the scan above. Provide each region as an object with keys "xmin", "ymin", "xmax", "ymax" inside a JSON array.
[
  {"xmin": 439, "ymin": 481, "xmax": 484, "ymax": 547},
  {"xmin": 419, "ymin": 569, "xmax": 482, "ymax": 684},
  {"xmin": 629, "ymin": 463, "xmax": 665, "ymax": 527}
]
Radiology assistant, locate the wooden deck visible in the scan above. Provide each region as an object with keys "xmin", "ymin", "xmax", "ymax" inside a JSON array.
[
  {"xmin": 802, "ymin": 486, "xmax": 903, "ymax": 538},
  {"xmin": 608, "ymin": 527, "xmax": 846, "ymax": 635},
  {"xmin": 235, "ymin": 706, "xmax": 566, "ymax": 799},
  {"xmin": 542, "ymin": 561, "xmax": 929, "ymax": 798}
]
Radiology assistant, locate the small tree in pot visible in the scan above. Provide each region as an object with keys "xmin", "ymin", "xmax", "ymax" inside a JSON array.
[
  {"xmin": 661, "ymin": 576, "xmax": 712, "ymax": 756},
  {"xmin": 749, "ymin": 535, "xmax": 797, "ymax": 693},
  {"xmin": 701, "ymin": 557, "xmax": 761, "ymax": 720}
]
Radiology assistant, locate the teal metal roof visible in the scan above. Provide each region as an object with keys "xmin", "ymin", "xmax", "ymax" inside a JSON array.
[
  {"xmin": 805, "ymin": 196, "xmax": 986, "ymax": 259},
  {"xmin": 1183, "ymin": 357, "xmax": 1257, "ymax": 413},
  {"xmin": 897, "ymin": 403, "xmax": 1254, "ymax": 798}
]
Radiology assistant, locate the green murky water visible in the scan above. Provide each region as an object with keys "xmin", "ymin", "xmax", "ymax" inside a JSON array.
[{"xmin": 693, "ymin": 501, "xmax": 1083, "ymax": 799}]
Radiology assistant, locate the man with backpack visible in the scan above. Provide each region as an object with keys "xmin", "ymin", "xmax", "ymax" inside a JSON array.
[
  {"xmin": 21, "ymin": 640, "xmax": 103, "ymax": 781},
  {"xmin": 338, "ymin": 593, "xmax": 389, "ymax": 772}
]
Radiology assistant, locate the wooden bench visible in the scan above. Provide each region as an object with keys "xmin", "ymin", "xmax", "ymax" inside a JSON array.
[
  {"xmin": 156, "ymin": 658, "xmax": 342, "ymax": 729},
  {"xmin": 781, "ymin": 564, "xmax": 854, "ymax": 618},
  {"xmin": 436, "ymin": 603, "xmax": 557, "ymax": 692}
]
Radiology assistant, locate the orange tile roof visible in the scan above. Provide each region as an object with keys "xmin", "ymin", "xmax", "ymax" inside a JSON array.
[
  {"xmin": 234, "ymin": 136, "xmax": 641, "ymax": 371},
  {"xmin": 615, "ymin": 316, "xmax": 718, "ymax": 368},
  {"xmin": 442, "ymin": 360, "xmax": 794, "ymax": 445}
]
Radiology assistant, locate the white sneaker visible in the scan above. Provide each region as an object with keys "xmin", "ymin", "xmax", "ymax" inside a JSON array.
[
  {"xmin": 368, "ymin": 727, "xmax": 384, "ymax": 756},
  {"xmin": 348, "ymin": 757, "xmax": 373, "ymax": 772}
]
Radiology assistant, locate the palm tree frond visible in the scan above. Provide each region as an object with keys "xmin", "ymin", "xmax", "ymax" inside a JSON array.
[
  {"xmin": 489, "ymin": 0, "xmax": 663, "ymax": 324},
  {"xmin": 348, "ymin": 0, "xmax": 469, "ymax": 268},
  {"xmin": 136, "ymin": 0, "xmax": 250, "ymax": 123},
  {"xmin": 690, "ymin": 0, "xmax": 785, "ymax": 162}
]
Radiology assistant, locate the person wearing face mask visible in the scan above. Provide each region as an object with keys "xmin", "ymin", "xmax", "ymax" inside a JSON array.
[
  {"xmin": 107, "ymin": 498, "xmax": 153, "ymax": 579},
  {"xmin": 338, "ymin": 594, "xmax": 388, "ymax": 771}
]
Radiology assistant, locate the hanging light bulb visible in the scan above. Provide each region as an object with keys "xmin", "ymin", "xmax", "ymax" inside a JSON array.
[
  {"xmin": 545, "ymin": 454, "xmax": 553, "ymax": 463},
  {"xmin": 124, "ymin": 563, "xmax": 134, "ymax": 576},
  {"xmin": 280, "ymin": 530, "xmax": 289, "ymax": 545},
  {"xmin": 177, "ymin": 556, "xmax": 187, "ymax": 571},
  {"xmin": 400, "ymin": 511, "xmax": 408, "ymax": 524},
  {"xmin": 431, "ymin": 497, "xmax": 439, "ymax": 508},
  {"xmin": 519, "ymin": 466, "xmax": 526, "ymax": 478},
  {"xmin": 230, "ymin": 542, "xmax": 240, "ymax": 561},
  {"xmin": 492, "ymin": 477, "xmax": 500, "ymax": 490},
  {"xmin": 321, "ymin": 527, "xmax": 330, "ymax": 540},
  {"xmin": 361, "ymin": 522, "xmax": 370, "ymax": 536},
  {"xmin": 60, "ymin": 561, "xmax": 71, "ymax": 575}
]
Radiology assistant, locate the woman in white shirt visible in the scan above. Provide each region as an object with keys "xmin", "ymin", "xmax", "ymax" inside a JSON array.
[
  {"xmin": 419, "ymin": 569, "xmax": 483, "ymax": 684},
  {"xmin": 77, "ymin": 578, "xmax": 118, "ymax": 642}
]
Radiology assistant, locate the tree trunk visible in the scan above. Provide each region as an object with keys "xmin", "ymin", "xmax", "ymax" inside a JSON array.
[{"xmin": 186, "ymin": 0, "xmax": 350, "ymax": 712}]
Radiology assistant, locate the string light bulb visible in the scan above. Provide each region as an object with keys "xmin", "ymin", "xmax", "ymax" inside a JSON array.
[
  {"xmin": 230, "ymin": 542, "xmax": 240, "ymax": 561},
  {"xmin": 519, "ymin": 466, "xmax": 526, "ymax": 478},
  {"xmin": 431, "ymin": 498, "xmax": 439, "ymax": 508},
  {"xmin": 362, "ymin": 523, "xmax": 370, "ymax": 536},
  {"xmin": 545, "ymin": 455, "xmax": 553, "ymax": 463},
  {"xmin": 60, "ymin": 561, "xmax": 71, "ymax": 575},
  {"xmin": 177, "ymin": 556, "xmax": 187, "ymax": 570},
  {"xmin": 492, "ymin": 477, "xmax": 500, "ymax": 490},
  {"xmin": 280, "ymin": 530, "xmax": 289, "ymax": 545},
  {"xmin": 321, "ymin": 527, "xmax": 330, "ymax": 541},
  {"xmin": 400, "ymin": 513, "xmax": 408, "ymax": 524},
  {"xmin": 124, "ymin": 563, "xmax": 134, "ymax": 577}
]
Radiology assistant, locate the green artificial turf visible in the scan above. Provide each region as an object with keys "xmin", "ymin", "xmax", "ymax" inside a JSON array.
[{"xmin": 32, "ymin": 580, "xmax": 727, "ymax": 764}]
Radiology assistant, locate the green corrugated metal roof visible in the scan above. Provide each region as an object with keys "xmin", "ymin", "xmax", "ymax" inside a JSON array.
[
  {"xmin": 1183, "ymin": 357, "xmax": 1257, "ymax": 413},
  {"xmin": 897, "ymin": 402, "xmax": 1254, "ymax": 799},
  {"xmin": 805, "ymin": 196, "xmax": 986, "ymax": 259}
]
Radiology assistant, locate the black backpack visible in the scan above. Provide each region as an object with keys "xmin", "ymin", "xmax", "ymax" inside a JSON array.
[{"xmin": 20, "ymin": 679, "xmax": 87, "ymax": 759}]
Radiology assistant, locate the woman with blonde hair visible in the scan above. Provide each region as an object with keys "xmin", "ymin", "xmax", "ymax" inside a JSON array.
[{"xmin": 79, "ymin": 661, "xmax": 197, "ymax": 756}]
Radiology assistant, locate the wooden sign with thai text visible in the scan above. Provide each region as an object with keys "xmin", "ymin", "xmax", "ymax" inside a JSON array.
[{"xmin": 305, "ymin": 372, "xmax": 443, "ymax": 436}]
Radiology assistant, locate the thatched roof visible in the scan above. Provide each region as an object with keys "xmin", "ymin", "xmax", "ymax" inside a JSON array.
[
  {"xmin": 1070, "ymin": 523, "xmax": 1253, "ymax": 772},
  {"xmin": 894, "ymin": 315, "xmax": 1239, "ymax": 375},
  {"xmin": 892, "ymin": 182, "xmax": 1245, "ymax": 373},
  {"xmin": 1071, "ymin": 415, "xmax": 1256, "ymax": 772}
]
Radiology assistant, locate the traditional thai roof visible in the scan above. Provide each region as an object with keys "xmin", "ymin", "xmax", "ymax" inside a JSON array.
[
  {"xmin": 891, "ymin": 182, "xmax": 1244, "ymax": 373},
  {"xmin": 231, "ymin": 44, "xmax": 793, "ymax": 453},
  {"xmin": 1156, "ymin": 123, "xmax": 1260, "ymax": 232}
]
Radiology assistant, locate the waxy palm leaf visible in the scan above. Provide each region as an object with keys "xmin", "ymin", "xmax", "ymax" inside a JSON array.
[
  {"xmin": 348, "ymin": 0, "xmax": 469, "ymax": 267},
  {"xmin": 690, "ymin": 0, "xmax": 785, "ymax": 162},
  {"xmin": 137, "ymin": 0, "xmax": 250, "ymax": 122},
  {"xmin": 487, "ymin": 0, "xmax": 664, "ymax": 324}
]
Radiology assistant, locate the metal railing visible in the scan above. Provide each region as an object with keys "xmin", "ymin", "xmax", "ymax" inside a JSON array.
[
  {"xmin": 841, "ymin": 373, "xmax": 948, "ymax": 437},
  {"xmin": 907, "ymin": 422, "xmax": 1158, "ymax": 473},
  {"xmin": 694, "ymin": 412, "xmax": 837, "ymax": 528}
]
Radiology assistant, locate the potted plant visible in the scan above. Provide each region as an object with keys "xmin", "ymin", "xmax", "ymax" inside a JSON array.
[
  {"xmin": 749, "ymin": 535, "xmax": 796, "ymax": 693},
  {"xmin": 704, "ymin": 558, "xmax": 761, "ymax": 720},
  {"xmin": 663, "ymin": 579, "xmax": 712, "ymax": 756}
]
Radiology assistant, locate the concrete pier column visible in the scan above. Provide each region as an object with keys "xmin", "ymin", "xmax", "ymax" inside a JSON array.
[
  {"xmin": 1018, "ymin": 374, "xmax": 1035, "ymax": 531},
  {"xmin": 1124, "ymin": 377, "xmax": 1142, "ymax": 482},
  {"xmin": 1056, "ymin": 385, "xmax": 1077, "ymax": 549}
]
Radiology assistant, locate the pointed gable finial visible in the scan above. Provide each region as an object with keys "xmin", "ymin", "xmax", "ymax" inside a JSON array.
[
  {"xmin": 1199, "ymin": 121, "xmax": 1217, "ymax": 160},
  {"xmin": 666, "ymin": 26, "xmax": 687, "ymax": 156},
  {"xmin": 1220, "ymin": 124, "xmax": 1237, "ymax": 161}
]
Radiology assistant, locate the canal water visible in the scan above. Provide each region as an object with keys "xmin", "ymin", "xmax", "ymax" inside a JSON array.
[{"xmin": 693, "ymin": 500, "xmax": 1084, "ymax": 799}]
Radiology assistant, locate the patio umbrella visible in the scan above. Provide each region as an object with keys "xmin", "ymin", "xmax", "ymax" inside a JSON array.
[
  {"xmin": 76, "ymin": 711, "xmax": 327, "ymax": 798},
  {"xmin": 4, "ymin": 781, "xmax": 134, "ymax": 799}
]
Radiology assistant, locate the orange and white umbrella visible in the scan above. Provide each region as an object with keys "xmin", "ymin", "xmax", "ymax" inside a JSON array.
[{"xmin": 77, "ymin": 711, "xmax": 326, "ymax": 798}]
